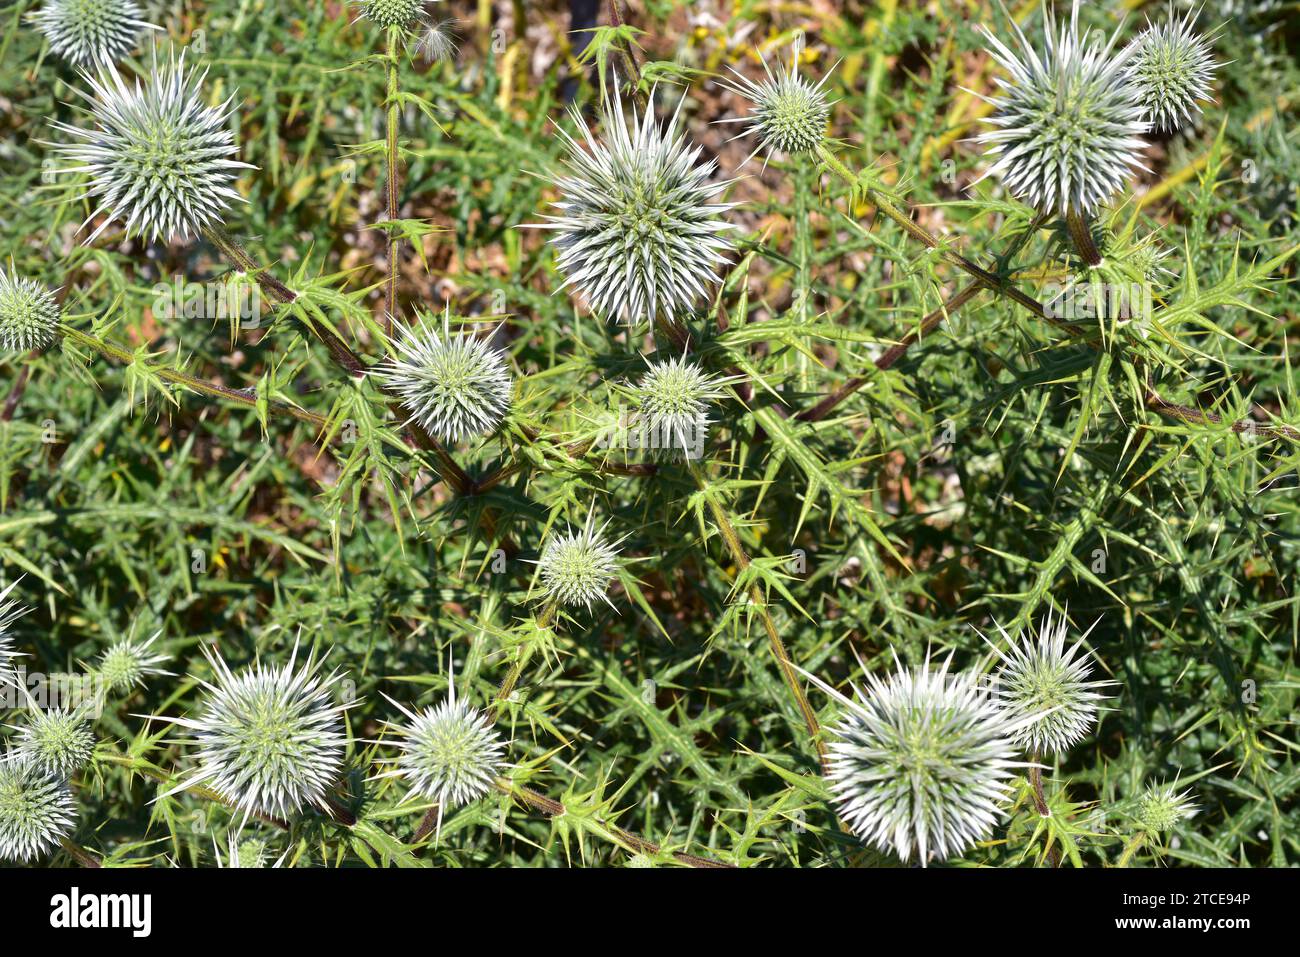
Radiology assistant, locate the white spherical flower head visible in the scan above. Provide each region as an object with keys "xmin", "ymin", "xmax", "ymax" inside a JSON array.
[
  {"xmin": 158, "ymin": 639, "xmax": 351, "ymax": 823},
  {"xmin": 0, "ymin": 755, "xmax": 77, "ymax": 863},
  {"xmin": 375, "ymin": 663, "xmax": 505, "ymax": 839},
  {"xmin": 51, "ymin": 50, "xmax": 252, "ymax": 244},
  {"xmin": 1126, "ymin": 4, "xmax": 1218, "ymax": 133},
  {"xmin": 720, "ymin": 45, "xmax": 834, "ymax": 163},
  {"xmin": 99, "ymin": 629, "xmax": 171, "ymax": 693},
  {"xmin": 632, "ymin": 356, "xmax": 726, "ymax": 459},
  {"xmin": 987, "ymin": 611, "xmax": 1113, "ymax": 757},
  {"xmin": 12, "ymin": 708, "xmax": 95, "ymax": 778},
  {"xmin": 373, "ymin": 312, "xmax": 512, "ymax": 444},
  {"xmin": 533, "ymin": 513, "xmax": 624, "ymax": 611},
  {"xmin": 534, "ymin": 92, "xmax": 736, "ymax": 325},
  {"xmin": 810, "ymin": 655, "xmax": 1037, "ymax": 865},
  {"xmin": 975, "ymin": 1, "xmax": 1149, "ymax": 216},
  {"xmin": 29, "ymin": 0, "xmax": 158, "ymax": 67},
  {"xmin": 358, "ymin": 0, "xmax": 428, "ymax": 29},
  {"xmin": 0, "ymin": 268, "xmax": 60, "ymax": 352},
  {"xmin": 1135, "ymin": 782, "xmax": 1196, "ymax": 833}
]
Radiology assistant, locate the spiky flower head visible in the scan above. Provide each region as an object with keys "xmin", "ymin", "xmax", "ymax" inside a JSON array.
[
  {"xmin": 11, "ymin": 708, "xmax": 95, "ymax": 778},
  {"xmin": 1125, "ymin": 4, "xmax": 1218, "ymax": 133},
  {"xmin": 157, "ymin": 639, "xmax": 351, "ymax": 823},
  {"xmin": 0, "ymin": 755, "xmax": 77, "ymax": 862},
  {"xmin": 375, "ymin": 660, "xmax": 506, "ymax": 837},
  {"xmin": 98, "ymin": 629, "xmax": 171, "ymax": 694},
  {"xmin": 358, "ymin": 0, "xmax": 428, "ymax": 29},
  {"xmin": 50, "ymin": 50, "xmax": 251, "ymax": 243},
  {"xmin": 810, "ymin": 654, "xmax": 1037, "ymax": 865},
  {"xmin": 0, "ymin": 268, "xmax": 60, "ymax": 353},
  {"xmin": 531, "ymin": 512, "xmax": 623, "ymax": 611},
  {"xmin": 372, "ymin": 311, "xmax": 512, "ymax": 444},
  {"xmin": 28, "ymin": 0, "xmax": 157, "ymax": 67},
  {"xmin": 720, "ymin": 44, "xmax": 834, "ymax": 162},
  {"xmin": 630, "ymin": 355, "xmax": 727, "ymax": 459},
  {"xmin": 975, "ymin": 1, "xmax": 1149, "ymax": 216},
  {"xmin": 987, "ymin": 611, "xmax": 1113, "ymax": 757},
  {"xmin": 213, "ymin": 833, "xmax": 285, "ymax": 868},
  {"xmin": 1135, "ymin": 782, "xmax": 1196, "ymax": 832},
  {"xmin": 0, "ymin": 581, "xmax": 29, "ymax": 689},
  {"xmin": 534, "ymin": 92, "xmax": 736, "ymax": 325}
]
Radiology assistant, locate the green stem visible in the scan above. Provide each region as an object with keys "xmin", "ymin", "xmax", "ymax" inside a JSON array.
[
  {"xmin": 98, "ymin": 753, "xmax": 291, "ymax": 831},
  {"xmin": 1117, "ymin": 831, "xmax": 1146, "ymax": 868},
  {"xmin": 489, "ymin": 600, "xmax": 556, "ymax": 722},
  {"xmin": 814, "ymin": 144, "xmax": 1300, "ymax": 443},
  {"xmin": 1066, "ymin": 207, "xmax": 1103, "ymax": 267},
  {"xmin": 384, "ymin": 25, "xmax": 402, "ymax": 334},
  {"xmin": 815, "ymin": 144, "xmax": 1084, "ymax": 336},
  {"xmin": 690, "ymin": 462, "xmax": 827, "ymax": 773},
  {"xmin": 59, "ymin": 323, "xmax": 330, "ymax": 430},
  {"xmin": 59, "ymin": 837, "xmax": 101, "ymax": 868},
  {"xmin": 495, "ymin": 777, "xmax": 730, "ymax": 868}
]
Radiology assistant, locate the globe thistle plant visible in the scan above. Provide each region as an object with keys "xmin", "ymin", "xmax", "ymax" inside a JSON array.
[
  {"xmin": 358, "ymin": 0, "xmax": 428, "ymax": 30},
  {"xmin": 50, "ymin": 50, "xmax": 252, "ymax": 243},
  {"xmin": 1125, "ymin": 4, "xmax": 1219, "ymax": 133},
  {"xmin": 808, "ymin": 654, "xmax": 1040, "ymax": 865},
  {"xmin": 1135, "ymin": 782, "xmax": 1197, "ymax": 832},
  {"xmin": 975, "ymin": 1, "xmax": 1150, "ymax": 216},
  {"xmin": 374, "ymin": 661, "xmax": 506, "ymax": 839},
  {"xmin": 371, "ymin": 311, "xmax": 512, "ymax": 444},
  {"xmin": 0, "ymin": 755, "xmax": 77, "ymax": 863},
  {"xmin": 719, "ymin": 44, "xmax": 835, "ymax": 164},
  {"xmin": 155, "ymin": 639, "xmax": 352, "ymax": 823},
  {"xmin": 630, "ymin": 355, "xmax": 728, "ymax": 459},
  {"xmin": 11, "ymin": 708, "xmax": 95, "ymax": 778},
  {"xmin": 98, "ymin": 629, "xmax": 171, "ymax": 694},
  {"xmin": 213, "ymin": 833, "xmax": 286, "ymax": 868},
  {"xmin": 0, "ymin": 267, "xmax": 60, "ymax": 353},
  {"xmin": 530, "ymin": 513, "xmax": 624, "ymax": 611},
  {"xmin": 28, "ymin": 0, "xmax": 158, "ymax": 67},
  {"xmin": 986, "ymin": 611, "xmax": 1113, "ymax": 757},
  {"xmin": 532, "ymin": 92, "xmax": 736, "ymax": 325}
]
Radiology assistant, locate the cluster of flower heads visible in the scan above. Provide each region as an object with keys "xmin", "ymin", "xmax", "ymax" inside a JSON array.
[
  {"xmin": 815, "ymin": 613, "xmax": 1118, "ymax": 865},
  {"xmin": 0, "ymin": 587, "xmax": 84, "ymax": 863},
  {"xmin": 29, "ymin": 0, "xmax": 158, "ymax": 67},
  {"xmin": 975, "ymin": 0, "xmax": 1220, "ymax": 216}
]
